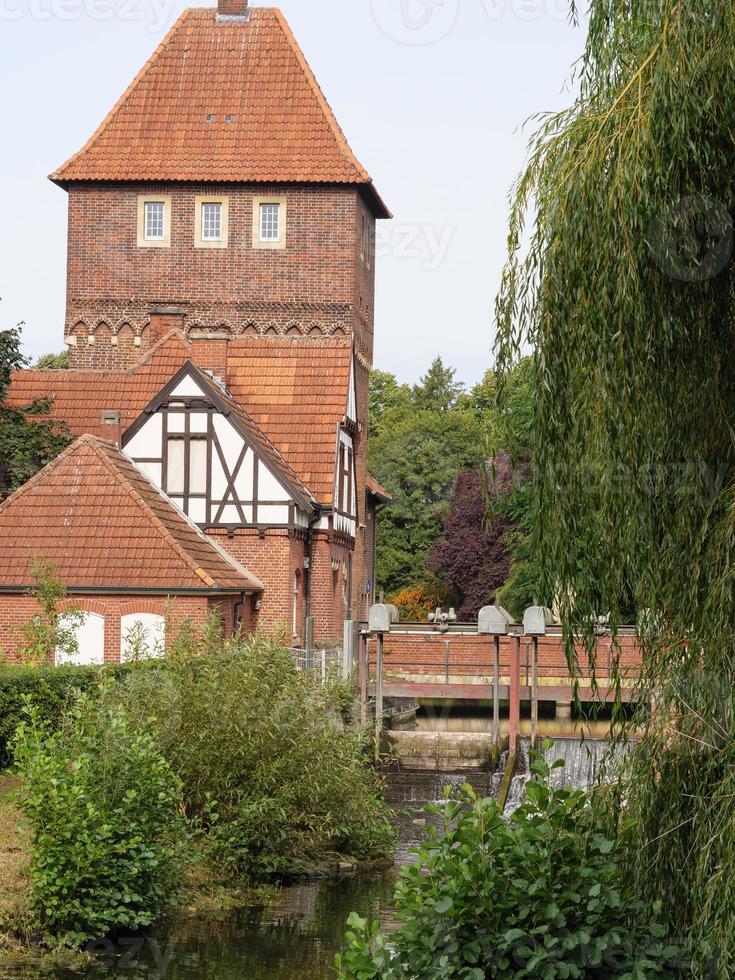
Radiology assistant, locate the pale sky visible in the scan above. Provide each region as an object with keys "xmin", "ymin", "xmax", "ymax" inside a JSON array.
[{"xmin": 0, "ymin": 0, "xmax": 586, "ymax": 385}]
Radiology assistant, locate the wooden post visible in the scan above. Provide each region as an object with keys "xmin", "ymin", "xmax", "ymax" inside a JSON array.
[
  {"xmin": 342, "ymin": 620, "xmax": 358, "ymax": 681},
  {"xmin": 531, "ymin": 636, "xmax": 538, "ymax": 747},
  {"xmin": 492, "ymin": 635, "xmax": 500, "ymax": 745},
  {"xmin": 374, "ymin": 632, "xmax": 384, "ymax": 763},
  {"xmin": 509, "ymin": 634, "xmax": 521, "ymax": 753}
]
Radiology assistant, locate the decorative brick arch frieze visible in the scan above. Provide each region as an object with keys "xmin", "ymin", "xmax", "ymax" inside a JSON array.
[{"xmin": 118, "ymin": 598, "xmax": 170, "ymax": 617}]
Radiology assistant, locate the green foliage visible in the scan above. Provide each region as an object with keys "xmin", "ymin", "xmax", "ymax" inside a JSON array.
[
  {"xmin": 369, "ymin": 358, "xmax": 485, "ymax": 594},
  {"xmin": 337, "ymin": 751, "xmax": 684, "ymax": 979},
  {"xmin": 494, "ymin": 0, "xmax": 735, "ymax": 971},
  {"xmin": 31, "ymin": 352, "xmax": 68, "ymax": 370},
  {"xmin": 0, "ymin": 664, "xmax": 103, "ymax": 769},
  {"xmin": 0, "ymin": 326, "xmax": 70, "ymax": 492},
  {"xmin": 112, "ymin": 635, "xmax": 395, "ymax": 878},
  {"xmin": 13, "ymin": 694, "xmax": 184, "ymax": 947}
]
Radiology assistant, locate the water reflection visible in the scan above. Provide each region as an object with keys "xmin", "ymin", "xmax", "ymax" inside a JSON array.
[{"xmin": 3, "ymin": 771, "xmax": 491, "ymax": 980}]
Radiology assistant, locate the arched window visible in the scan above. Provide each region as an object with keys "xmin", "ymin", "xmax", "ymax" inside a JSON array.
[
  {"xmin": 56, "ymin": 612, "xmax": 105, "ymax": 666},
  {"xmin": 120, "ymin": 613, "xmax": 165, "ymax": 662}
]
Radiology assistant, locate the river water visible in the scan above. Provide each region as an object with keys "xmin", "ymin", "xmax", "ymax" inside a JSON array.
[
  {"xmin": 5, "ymin": 742, "xmax": 624, "ymax": 979},
  {"xmin": 4, "ymin": 771, "xmax": 491, "ymax": 980}
]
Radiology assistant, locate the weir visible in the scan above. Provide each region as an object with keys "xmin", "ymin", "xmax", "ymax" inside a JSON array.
[{"xmin": 358, "ymin": 607, "xmax": 643, "ymax": 761}]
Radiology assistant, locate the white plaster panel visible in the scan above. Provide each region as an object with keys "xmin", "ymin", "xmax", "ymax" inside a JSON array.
[
  {"xmin": 170, "ymin": 376, "xmax": 205, "ymax": 398},
  {"xmin": 56, "ymin": 612, "xmax": 105, "ymax": 666},
  {"xmin": 124, "ymin": 414, "xmax": 162, "ymax": 459},
  {"xmin": 121, "ymin": 613, "xmax": 165, "ymax": 661}
]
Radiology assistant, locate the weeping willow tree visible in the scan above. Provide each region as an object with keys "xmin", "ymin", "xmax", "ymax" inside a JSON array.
[{"xmin": 496, "ymin": 1, "xmax": 735, "ymax": 974}]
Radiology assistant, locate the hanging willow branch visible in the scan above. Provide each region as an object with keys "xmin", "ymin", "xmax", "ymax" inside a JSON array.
[{"xmin": 495, "ymin": 1, "xmax": 735, "ymax": 973}]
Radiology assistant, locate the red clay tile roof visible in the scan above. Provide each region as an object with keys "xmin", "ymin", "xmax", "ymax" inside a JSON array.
[
  {"xmin": 5, "ymin": 331, "xmax": 194, "ymax": 439},
  {"xmin": 0, "ymin": 435, "xmax": 261, "ymax": 593},
  {"xmin": 366, "ymin": 473, "xmax": 392, "ymax": 503},
  {"xmin": 6, "ymin": 331, "xmax": 353, "ymax": 506},
  {"xmin": 226, "ymin": 335, "xmax": 352, "ymax": 505},
  {"xmin": 50, "ymin": 7, "xmax": 389, "ymax": 217},
  {"xmin": 138, "ymin": 361, "xmax": 317, "ymax": 509}
]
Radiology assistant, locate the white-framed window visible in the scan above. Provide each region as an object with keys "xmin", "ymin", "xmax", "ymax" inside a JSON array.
[
  {"xmin": 121, "ymin": 613, "xmax": 165, "ymax": 662},
  {"xmin": 202, "ymin": 202, "xmax": 222, "ymax": 241},
  {"xmin": 145, "ymin": 202, "xmax": 165, "ymax": 240},
  {"xmin": 195, "ymin": 196, "xmax": 229, "ymax": 248},
  {"xmin": 137, "ymin": 195, "xmax": 171, "ymax": 248},
  {"xmin": 260, "ymin": 203, "xmax": 280, "ymax": 242},
  {"xmin": 56, "ymin": 612, "xmax": 105, "ymax": 667},
  {"xmin": 253, "ymin": 196, "xmax": 287, "ymax": 250}
]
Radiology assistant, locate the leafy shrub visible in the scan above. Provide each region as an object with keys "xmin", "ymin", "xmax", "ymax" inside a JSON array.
[
  {"xmin": 114, "ymin": 635, "xmax": 395, "ymax": 878},
  {"xmin": 387, "ymin": 584, "xmax": 448, "ymax": 623},
  {"xmin": 0, "ymin": 663, "xmax": 133, "ymax": 769},
  {"xmin": 337, "ymin": 750, "xmax": 684, "ymax": 978},
  {"xmin": 13, "ymin": 693, "xmax": 185, "ymax": 947}
]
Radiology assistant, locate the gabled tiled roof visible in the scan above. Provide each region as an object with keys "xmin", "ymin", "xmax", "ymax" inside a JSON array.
[
  {"xmin": 0, "ymin": 435, "xmax": 261, "ymax": 593},
  {"xmin": 366, "ymin": 473, "xmax": 392, "ymax": 503},
  {"xmin": 4, "ymin": 332, "xmax": 193, "ymax": 438},
  {"xmin": 132, "ymin": 361, "xmax": 318, "ymax": 510},
  {"xmin": 226, "ymin": 336, "xmax": 353, "ymax": 505},
  {"xmin": 5, "ymin": 332, "xmax": 354, "ymax": 507},
  {"xmin": 50, "ymin": 6, "xmax": 389, "ymax": 217}
]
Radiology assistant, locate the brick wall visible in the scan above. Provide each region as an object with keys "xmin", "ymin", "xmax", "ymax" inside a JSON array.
[
  {"xmin": 0, "ymin": 593, "xmax": 239, "ymax": 665},
  {"xmin": 380, "ymin": 631, "xmax": 643, "ymax": 683},
  {"xmin": 64, "ymin": 182, "xmax": 376, "ymax": 368}
]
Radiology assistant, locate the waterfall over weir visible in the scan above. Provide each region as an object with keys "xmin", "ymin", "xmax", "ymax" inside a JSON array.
[{"xmin": 501, "ymin": 737, "xmax": 629, "ymax": 815}]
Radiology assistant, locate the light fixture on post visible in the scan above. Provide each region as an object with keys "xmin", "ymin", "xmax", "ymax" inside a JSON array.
[
  {"xmin": 522, "ymin": 606, "xmax": 553, "ymax": 745},
  {"xmin": 367, "ymin": 603, "xmax": 399, "ymax": 762},
  {"xmin": 479, "ymin": 604, "xmax": 515, "ymax": 745}
]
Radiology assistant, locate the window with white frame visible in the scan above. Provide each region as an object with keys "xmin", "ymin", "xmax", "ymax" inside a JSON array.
[
  {"xmin": 260, "ymin": 203, "xmax": 280, "ymax": 242},
  {"xmin": 201, "ymin": 202, "xmax": 222, "ymax": 241},
  {"xmin": 145, "ymin": 202, "xmax": 165, "ymax": 240}
]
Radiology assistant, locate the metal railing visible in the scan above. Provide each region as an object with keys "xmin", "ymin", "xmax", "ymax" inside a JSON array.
[{"xmin": 291, "ymin": 646, "xmax": 343, "ymax": 682}]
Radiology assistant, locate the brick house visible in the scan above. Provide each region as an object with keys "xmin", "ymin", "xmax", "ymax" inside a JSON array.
[{"xmin": 0, "ymin": 0, "xmax": 392, "ymax": 660}]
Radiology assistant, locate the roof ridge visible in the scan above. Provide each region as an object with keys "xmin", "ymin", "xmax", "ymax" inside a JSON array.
[
  {"xmin": 50, "ymin": 11, "xmax": 191, "ymax": 183},
  {"xmin": 132, "ymin": 328, "xmax": 191, "ymax": 373},
  {"xmin": 0, "ymin": 433, "xmax": 97, "ymax": 517},
  {"xmin": 271, "ymin": 8, "xmax": 369, "ymax": 183},
  {"xmin": 86, "ymin": 438, "xmax": 221, "ymax": 587}
]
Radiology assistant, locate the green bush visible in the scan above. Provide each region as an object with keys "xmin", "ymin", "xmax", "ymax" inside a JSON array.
[
  {"xmin": 13, "ymin": 693, "xmax": 185, "ymax": 947},
  {"xmin": 0, "ymin": 663, "xmax": 136, "ymax": 770},
  {"xmin": 337, "ymin": 750, "xmax": 684, "ymax": 979},
  {"xmin": 114, "ymin": 636, "xmax": 395, "ymax": 877},
  {"xmin": 0, "ymin": 665, "xmax": 101, "ymax": 769}
]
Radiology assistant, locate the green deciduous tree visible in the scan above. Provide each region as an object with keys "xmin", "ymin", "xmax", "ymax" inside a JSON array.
[
  {"xmin": 369, "ymin": 360, "xmax": 485, "ymax": 593},
  {"xmin": 0, "ymin": 326, "xmax": 70, "ymax": 493},
  {"xmin": 496, "ymin": 0, "xmax": 735, "ymax": 970}
]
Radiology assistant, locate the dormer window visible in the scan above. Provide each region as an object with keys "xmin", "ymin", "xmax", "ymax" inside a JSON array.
[
  {"xmin": 195, "ymin": 196, "xmax": 229, "ymax": 249},
  {"xmin": 253, "ymin": 196, "xmax": 287, "ymax": 250},
  {"xmin": 137, "ymin": 195, "xmax": 171, "ymax": 247}
]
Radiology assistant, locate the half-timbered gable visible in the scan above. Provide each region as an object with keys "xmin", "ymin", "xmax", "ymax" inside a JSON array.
[{"xmin": 123, "ymin": 362, "xmax": 318, "ymax": 531}]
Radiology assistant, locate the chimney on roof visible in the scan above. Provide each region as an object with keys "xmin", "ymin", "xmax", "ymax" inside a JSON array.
[
  {"xmin": 217, "ymin": 0, "xmax": 248, "ymax": 18},
  {"xmin": 189, "ymin": 327, "xmax": 230, "ymax": 383},
  {"xmin": 150, "ymin": 306, "xmax": 186, "ymax": 344}
]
